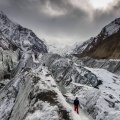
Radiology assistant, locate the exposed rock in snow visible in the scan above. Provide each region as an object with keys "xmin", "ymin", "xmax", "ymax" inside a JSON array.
[
  {"xmin": 73, "ymin": 17, "xmax": 120, "ymax": 59},
  {"xmin": 0, "ymin": 11, "xmax": 48, "ymax": 53},
  {"xmin": 0, "ymin": 10, "xmax": 48, "ymax": 88}
]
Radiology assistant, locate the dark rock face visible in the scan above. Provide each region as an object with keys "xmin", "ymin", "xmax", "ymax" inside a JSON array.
[
  {"xmin": 74, "ymin": 18, "xmax": 120, "ymax": 59},
  {"xmin": 0, "ymin": 11, "xmax": 48, "ymax": 53}
]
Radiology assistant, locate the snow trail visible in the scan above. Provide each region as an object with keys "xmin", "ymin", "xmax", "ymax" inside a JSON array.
[
  {"xmin": 70, "ymin": 103, "xmax": 94, "ymax": 120},
  {"xmin": 57, "ymin": 83, "xmax": 94, "ymax": 120}
]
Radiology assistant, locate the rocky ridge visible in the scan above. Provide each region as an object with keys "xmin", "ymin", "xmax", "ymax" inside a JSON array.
[
  {"xmin": 0, "ymin": 11, "xmax": 47, "ymax": 53},
  {"xmin": 73, "ymin": 18, "xmax": 120, "ymax": 59}
]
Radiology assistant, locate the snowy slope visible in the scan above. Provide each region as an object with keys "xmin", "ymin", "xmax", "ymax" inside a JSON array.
[
  {"xmin": 0, "ymin": 57, "xmax": 81, "ymax": 120},
  {"xmin": 46, "ymin": 41, "xmax": 74, "ymax": 55},
  {"xmin": 0, "ymin": 11, "xmax": 47, "ymax": 53},
  {"xmin": 42, "ymin": 54, "xmax": 120, "ymax": 120},
  {"xmin": 66, "ymin": 68, "xmax": 120, "ymax": 120},
  {"xmin": 73, "ymin": 17, "xmax": 120, "ymax": 59},
  {"xmin": 74, "ymin": 37, "xmax": 94, "ymax": 54}
]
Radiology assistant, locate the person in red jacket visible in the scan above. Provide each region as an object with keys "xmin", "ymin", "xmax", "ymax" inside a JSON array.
[{"xmin": 74, "ymin": 97, "xmax": 80, "ymax": 114}]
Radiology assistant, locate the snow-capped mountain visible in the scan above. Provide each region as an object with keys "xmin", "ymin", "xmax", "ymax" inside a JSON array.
[
  {"xmin": 73, "ymin": 18, "xmax": 120, "ymax": 59},
  {"xmin": 44, "ymin": 39, "xmax": 74, "ymax": 55},
  {"xmin": 0, "ymin": 11, "xmax": 48, "ymax": 53}
]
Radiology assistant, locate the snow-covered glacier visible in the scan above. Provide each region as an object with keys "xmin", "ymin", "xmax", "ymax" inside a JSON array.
[{"xmin": 42, "ymin": 54, "xmax": 120, "ymax": 120}]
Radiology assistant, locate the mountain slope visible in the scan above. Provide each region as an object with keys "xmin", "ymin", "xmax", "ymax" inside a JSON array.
[
  {"xmin": 73, "ymin": 18, "xmax": 120, "ymax": 59},
  {"xmin": 0, "ymin": 11, "xmax": 47, "ymax": 53},
  {"xmin": 0, "ymin": 11, "xmax": 82, "ymax": 120}
]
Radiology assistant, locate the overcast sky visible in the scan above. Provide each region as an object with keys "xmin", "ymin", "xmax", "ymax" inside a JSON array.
[{"xmin": 0, "ymin": 0, "xmax": 120, "ymax": 47}]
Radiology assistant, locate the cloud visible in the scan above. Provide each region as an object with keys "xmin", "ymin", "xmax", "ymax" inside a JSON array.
[{"xmin": 0, "ymin": 0, "xmax": 120, "ymax": 47}]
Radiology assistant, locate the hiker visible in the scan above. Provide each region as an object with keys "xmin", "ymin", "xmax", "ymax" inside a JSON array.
[{"xmin": 74, "ymin": 97, "xmax": 80, "ymax": 114}]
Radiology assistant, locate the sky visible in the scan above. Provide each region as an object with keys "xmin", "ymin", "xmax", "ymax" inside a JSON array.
[{"xmin": 0, "ymin": 0, "xmax": 120, "ymax": 48}]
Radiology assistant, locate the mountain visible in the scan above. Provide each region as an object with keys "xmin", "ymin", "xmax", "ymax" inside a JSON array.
[
  {"xmin": 0, "ymin": 11, "xmax": 81, "ymax": 120},
  {"xmin": 0, "ymin": 11, "xmax": 47, "ymax": 53},
  {"xmin": 73, "ymin": 18, "xmax": 120, "ymax": 59},
  {"xmin": 0, "ymin": 10, "xmax": 48, "ymax": 85}
]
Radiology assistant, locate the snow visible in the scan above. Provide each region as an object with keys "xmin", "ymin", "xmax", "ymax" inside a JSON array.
[
  {"xmin": 1, "ymin": 10, "xmax": 120, "ymax": 120},
  {"xmin": 67, "ymin": 67, "xmax": 120, "ymax": 120},
  {"xmin": 24, "ymin": 66, "xmax": 82, "ymax": 120},
  {"xmin": 85, "ymin": 67, "xmax": 120, "ymax": 93},
  {"xmin": 84, "ymin": 67, "xmax": 120, "ymax": 105},
  {"xmin": 73, "ymin": 37, "xmax": 94, "ymax": 54},
  {"xmin": 43, "ymin": 54, "xmax": 120, "ymax": 120},
  {"xmin": 73, "ymin": 18, "xmax": 120, "ymax": 54},
  {"xmin": 0, "ymin": 97, "xmax": 15, "ymax": 119},
  {"xmin": 1, "ymin": 52, "xmax": 81, "ymax": 120},
  {"xmin": 0, "ymin": 79, "xmax": 10, "ymax": 86},
  {"xmin": 0, "ymin": 11, "xmax": 48, "ymax": 53},
  {"xmin": 0, "ymin": 76, "xmax": 21, "ymax": 120},
  {"xmin": 25, "ymin": 101, "xmax": 59, "ymax": 120},
  {"xmin": 105, "ymin": 22, "xmax": 120, "ymax": 36}
]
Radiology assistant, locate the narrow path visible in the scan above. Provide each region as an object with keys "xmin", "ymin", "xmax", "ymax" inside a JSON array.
[
  {"xmin": 69, "ymin": 103, "xmax": 94, "ymax": 120},
  {"xmin": 57, "ymin": 84, "xmax": 94, "ymax": 120}
]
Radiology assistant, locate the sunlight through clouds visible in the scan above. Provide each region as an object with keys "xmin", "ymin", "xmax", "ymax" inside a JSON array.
[{"xmin": 89, "ymin": 0, "xmax": 114, "ymax": 9}]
